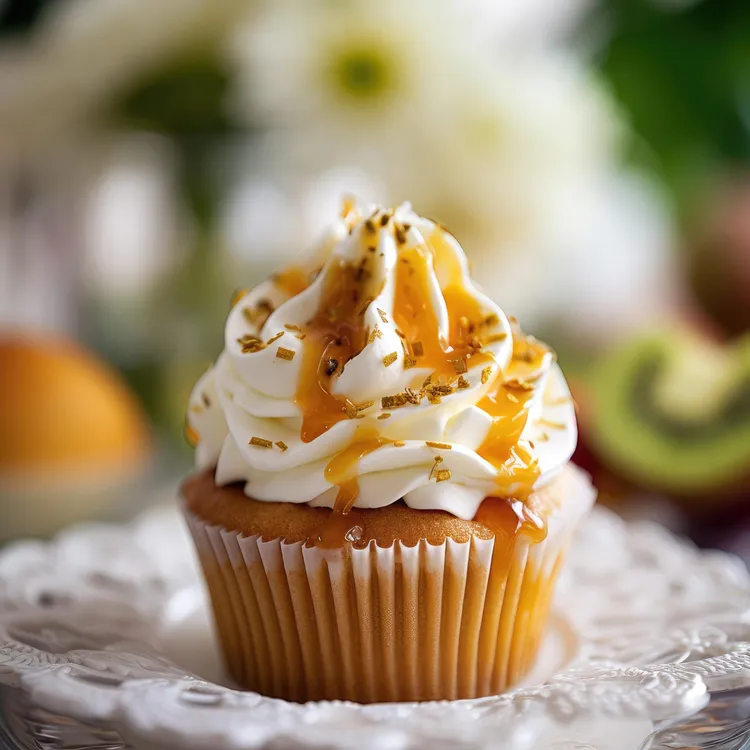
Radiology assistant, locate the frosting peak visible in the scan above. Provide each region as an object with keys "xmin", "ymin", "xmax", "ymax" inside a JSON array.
[{"xmin": 187, "ymin": 201, "xmax": 577, "ymax": 521}]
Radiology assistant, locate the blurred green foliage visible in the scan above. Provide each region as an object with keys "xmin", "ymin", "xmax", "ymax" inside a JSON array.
[{"xmin": 591, "ymin": 0, "xmax": 750, "ymax": 220}]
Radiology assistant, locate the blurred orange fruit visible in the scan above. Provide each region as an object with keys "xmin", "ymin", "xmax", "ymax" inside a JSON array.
[{"xmin": 0, "ymin": 333, "xmax": 151, "ymax": 478}]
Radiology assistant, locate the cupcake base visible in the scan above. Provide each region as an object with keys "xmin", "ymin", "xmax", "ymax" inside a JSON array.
[{"xmin": 182, "ymin": 465, "xmax": 595, "ymax": 702}]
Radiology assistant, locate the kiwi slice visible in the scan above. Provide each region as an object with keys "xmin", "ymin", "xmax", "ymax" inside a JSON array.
[{"xmin": 589, "ymin": 331, "xmax": 750, "ymax": 493}]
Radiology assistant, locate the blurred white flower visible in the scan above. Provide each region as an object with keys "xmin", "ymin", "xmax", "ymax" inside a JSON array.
[
  {"xmin": 226, "ymin": 0, "xmax": 678, "ymax": 343},
  {"xmin": 229, "ymin": 0, "xmax": 456, "ymax": 159}
]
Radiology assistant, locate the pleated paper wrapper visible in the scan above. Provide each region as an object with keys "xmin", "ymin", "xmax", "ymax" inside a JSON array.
[{"xmin": 184, "ymin": 480, "xmax": 593, "ymax": 703}]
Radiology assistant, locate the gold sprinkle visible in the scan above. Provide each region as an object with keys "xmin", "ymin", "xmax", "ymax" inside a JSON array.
[
  {"xmin": 395, "ymin": 226, "xmax": 407, "ymax": 244},
  {"xmin": 266, "ymin": 331, "xmax": 284, "ymax": 346},
  {"xmin": 395, "ymin": 329, "xmax": 406, "ymax": 338},
  {"xmin": 285, "ymin": 323, "xmax": 303, "ymax": 332},
  {"xmin": 241, "ymin": 307, "xmax": 254, "ymax": 324},
  {"xmin": 412, "ymin": 341, "xmax": 424, "ymax": 357},
  {"xmin": 485, "ymin": 314, "xmax": 500, "ymax": 327},
  {"xmin": 426, "ymin": 441, "xmax": 452, "ymax": 450},
  {"xmin": 425, "ymin": 382, "xmax": 454, "ymax": 396},
  {"xmin": 429, "ymin": 455, "xmax": 444, "ymax": 480},
  {"xmin": 404, "ymin": 388, "xmax": 421, "ymax": 404},
  {"xmin": 451, "ymin": 358, "xmax": 467, "ymax": 374},
  {"xmin": 237, "ymin": 334, "xmax": 265, "ymax": 353},
  {"xmin": 364, "ymin": 218, "xmax": 376, "ymax": 233},
  {"xmin": 457, "ymin": 375, "xmax": 470, "ymax": 389},
  {"xmin": 343, "ymin": 400, "xmax": 358, "ymax": 419},
  {"xmin": 276, "ymin": 347, "xmax": 295, "ymax": 361},
  {"xmin": 548, "ymin": 396, "xmax": 572, "ymax": 406},
  {"xmin": 537, "ymin": 418, "xmax": 566, "ymax": 430},
  {"xmin": 383, "ymin": 352, "xmax": 398, "ymax": 367},
  {"xmin": 422, "ymin": 374, "xmax": 432, "ymax": 388},
  {"xmin": 528, "ymin": 441, "xmax": 535, "ymax": 450},
  {"xmin": 368, "ymin": 246, "xmax": 376, "ymax": 253},
  {"xmin": 505, "ymin": 379, "xmax": 536, "ymax": 392},
  {"xmin": 378, "ymin": 413, "xmax": 391, "ymax": 420},
  {"xmin": 393, "ymin": 441, "xmax": 405, "ymax": 447},
  {"xmin": 377, "ymin": 308, "xmax": 389, "ymax": 324},
  {"xmin": 481, "ymin": 366, "xmax": 493, "ymax": 384},
  {"xmin": 404, "ymin": 355, "xmax": 417, "ymax": 369},
  {"xmin": 486, "ymin": 333, "xmax": 508, "ymax": 344},
  {"xmin": 538, "ymin": 432, "xmax": 550, "ymax": 442},
  {"xmin": 357, "ymin": 401, "xmax": 374, "ymax": 412},
  {"xmin": 379, "ymin": 212, "xmax": 390, "ymax": 227},
  {"xmin": 368, "ymin": 325, "xmax": 383, "ymax": 344},
  {"xmin": 435, "ymin": 469, "xmax": 451, "ymax": 483},
  {"xmin": 275, "ymin": 441, "xmax": 288, "ymax": 452},
  {"xmin": 249, "ymin": 436, "xmax": 273, "ymax": 448},
  {"xmin": 295, "ymin": 333, "xmax": 307, "ymax": 340}
]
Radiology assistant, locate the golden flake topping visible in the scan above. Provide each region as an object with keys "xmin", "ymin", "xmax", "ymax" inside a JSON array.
[
  {"xmin": 276, "ymin": 347, "xmax": 295, "ymax": 361},
  {"xmin": 275, "ymin": 440, "xmax": 289, "ymax": 452},
  {"xmin": 481, "ymin": 366, "xmax": 493, "ymax": 384},
  {"xmin": 451, "ymin": 358, "xmax": 467, "ymax": 374},
  {"xmin": 377, "ymin": 308, "xmax": 389, "ymax": 324},
  {"xmin": 368, "ymin": 325, "xmax": 383, "ymax": 344},
  {"xmin": 426, "ymin": 441, "xmax": 451, "ymax": 450},
  {"xmin": 249, "ymin": 436, "xmax": 273, "ymax": 448},
  {"xmin": 428, "ymin": 455, "xmax": 443, "ymax": 480},
  {"xmin": 237, "ymin": 334, "xmax": 265, "ymax": 354},
  {"xmin": 383, "ymin": 351, "xmax": 398, "ymax": 367}
]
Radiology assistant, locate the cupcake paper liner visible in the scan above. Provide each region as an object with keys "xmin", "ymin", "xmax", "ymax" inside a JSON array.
[{"xmin": 184, "ymin": 480, "xmax": 591, "ymax": 703}]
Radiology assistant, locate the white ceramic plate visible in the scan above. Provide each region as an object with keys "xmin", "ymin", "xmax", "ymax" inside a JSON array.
[{"xmin": 2, "ymin": 502, "xmax": 750, "ymax": 750}]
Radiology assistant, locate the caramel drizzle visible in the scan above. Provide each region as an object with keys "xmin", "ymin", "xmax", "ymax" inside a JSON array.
[
  {"xmin": 295, "ymin": 256, "xmax": 376, "ymax": 443},
  {"xmin": 289, "ymin": 220, "xmax": 550, "ymax": 545},
  {"xmin": 311, "ymin": 435, "xmax": 393, "ymax": 549},
  {"xmin": 392, "ymin": 238, "xmax": 493, "ymax": 381},
  {"xmin": 476, "ymin": 336, "xmax": 549, "ymax": 500},
  {"xmin": 273, "ymin": 266, "xmax": 310, "ymax": 298}
]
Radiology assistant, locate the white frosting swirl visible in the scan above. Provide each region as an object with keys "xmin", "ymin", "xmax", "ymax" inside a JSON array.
[{"xmin": 187, "ymin": 202, "xmax": 577, "ymax": 520}]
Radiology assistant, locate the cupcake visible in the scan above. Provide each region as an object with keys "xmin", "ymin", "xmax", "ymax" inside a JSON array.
[{"xmin": 181, "ymin": 200, "xmax": 595, "ymax": 702}]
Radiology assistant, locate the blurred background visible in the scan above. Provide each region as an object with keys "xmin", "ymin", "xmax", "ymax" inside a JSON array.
[{"xmin": 1, "ymin": 0, "xmax": 749, "ymax": 558}]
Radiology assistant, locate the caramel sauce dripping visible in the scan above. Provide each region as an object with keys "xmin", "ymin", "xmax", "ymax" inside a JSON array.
[
  {"xmin": 295, "ymin": 257, "xmax": 374, "ymax": 443},
  {"xmin": 392, "ymin": 238, "xmax": 493, "ymax": 380},
  {"xmin": 477, "ymin": 336, "xmax": 548, "ymax": 500},
  {"xmin": 273, "ymin": 266, "xmax": 310, "ymax": 298},
  {"xmin": 293, "ymin": 221, "xmax": 550, "ymax": 546},
  {"xmin": 474, "ymin": 496, "xmax": 547, "ymax": 544},
  {"xmin": 310, "ymin": 435, "xmax": 393, "ymax": 548}
]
